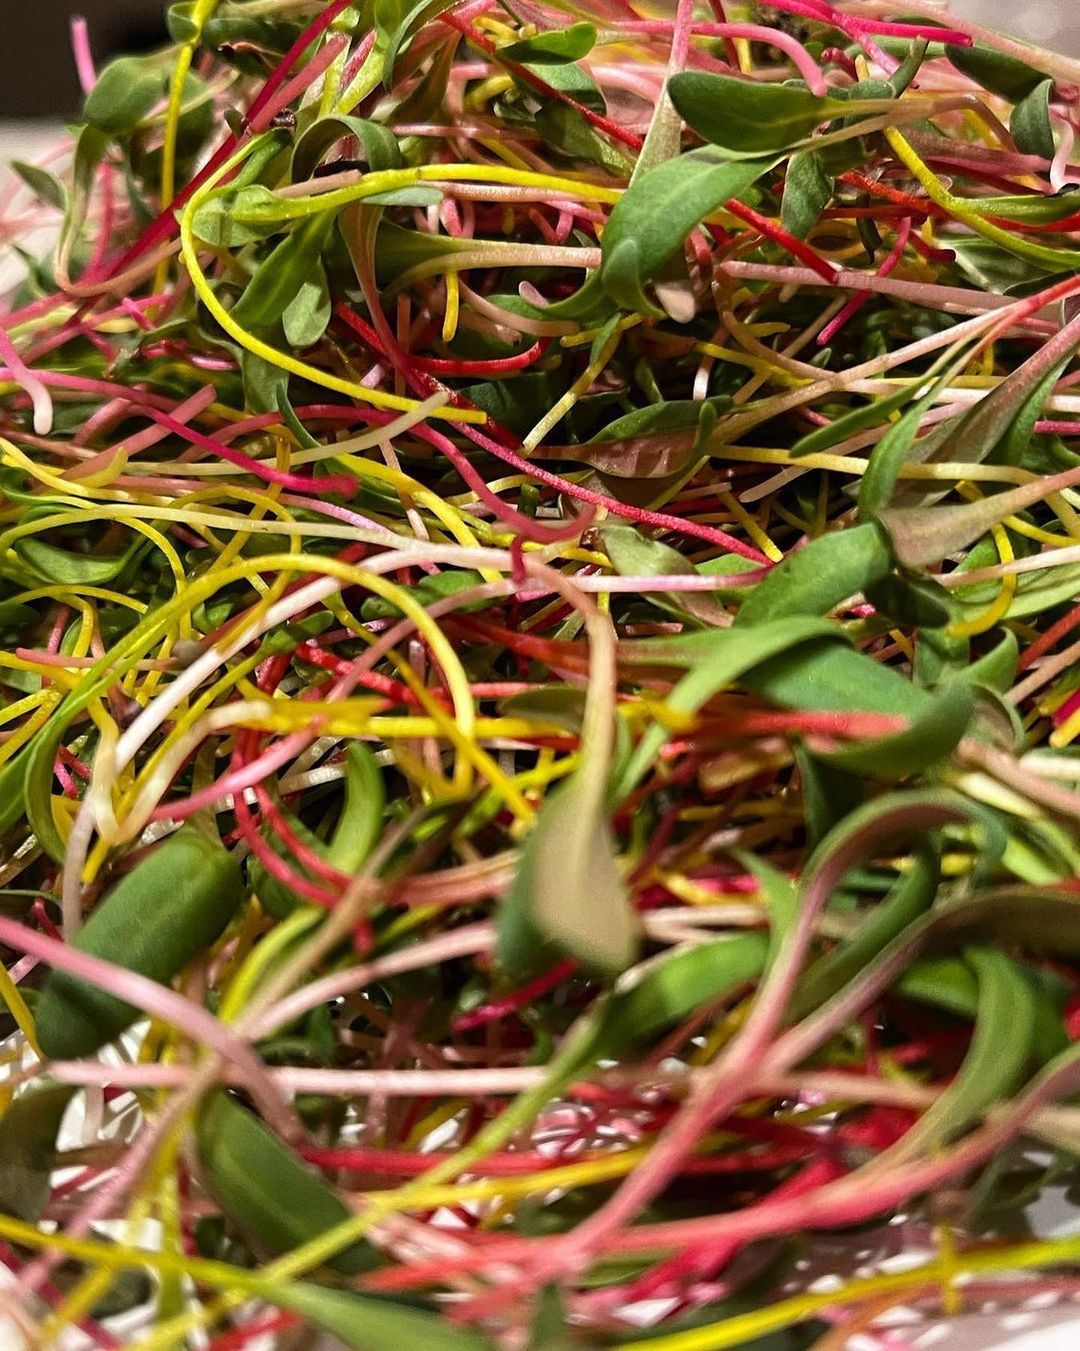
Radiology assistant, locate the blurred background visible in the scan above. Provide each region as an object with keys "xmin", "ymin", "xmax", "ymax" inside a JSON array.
[{"xmin": 0, "ymin": 1, "xmax": 1076, "ymax": 122}]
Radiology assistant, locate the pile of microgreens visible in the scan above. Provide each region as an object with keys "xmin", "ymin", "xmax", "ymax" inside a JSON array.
[{"xmin": 2, "ymin": 1, "xmax": 1080, "ymax": 1347}]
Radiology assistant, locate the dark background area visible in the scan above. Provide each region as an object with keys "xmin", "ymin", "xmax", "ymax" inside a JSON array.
[{"xmin": 0, "ymin": 2, "xmax": 168, "ymax": 119}]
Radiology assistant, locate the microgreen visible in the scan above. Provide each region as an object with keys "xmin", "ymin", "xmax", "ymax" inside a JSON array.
[{"xmin": 1, "ymin": 4, "xmax": 1080, "ymax": 1349}]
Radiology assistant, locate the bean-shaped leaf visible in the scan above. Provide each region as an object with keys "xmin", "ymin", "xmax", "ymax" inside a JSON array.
[
  {"xmin": 1011, "ymin": 78, "xmax": 1056, "ymax": 159},
  {"xmin": 501, "ymin": 23, "xmax": 596, "ymax": 64},
  {"xmin": 0, "ymin": 1083, "xmax": 74, "ymax": 1222},
  {"xmin": 599, "ymin": 149, "xmax": 775, "ymax": 314},
  {"xmin": 35, "ymin": 828, "xmax": 244, "ymax": 1059},
  {"xmin": 733, "ymin": 522, "xmax": 894, "ymax": 626},
  {"xmin": 269, "ymin": 1282, "xmax": 493, "ymax": 1351},
  {"xmin": 196, "ymin": 1091, "xmax": 378, "ymax": 1275},
  {"xmin": 668, "ymin": 72, "xmax": 852, "ymax": 155}
]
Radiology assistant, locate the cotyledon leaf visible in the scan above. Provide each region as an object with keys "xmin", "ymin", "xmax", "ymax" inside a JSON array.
[
  {"xmin": 615, "ymin": 617, "xmax": 842, "ymax": 795},
  {"xmin": 814, "ymin": 679, "xmax": 974, "ymax": 779},
  {"xmin": 873, "ymin": 946, "xmax": 1039, "ymax": 1163},
  {"xmin": 599, "ymin": 149, "xmax": 775, "ymax": 314},
  {"xmin": 733, "ymin": 523, "xmax": 894, "ymax": 626},
  {"xmin": 195, "ymin": 1091, "xmax": 378, "ymax": 1276},
  {"xmin": 35, "ymin": 828, "xmax": 245, "ymax": 1058},
  {"xmin": 0, "ymin": 1083, "xmax": 76, "ymax": 1222}
]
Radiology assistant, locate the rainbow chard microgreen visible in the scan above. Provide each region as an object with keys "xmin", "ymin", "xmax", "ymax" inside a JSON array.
[{"xmin": 2, "ymin": 4, "xmax": 1080, "ymax": 1347}]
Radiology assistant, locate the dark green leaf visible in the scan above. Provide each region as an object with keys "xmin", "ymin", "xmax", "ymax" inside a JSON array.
[
  {"xmin": 196, "ymin": 1092, "xmax": 378, "ymax": 1276},
  {"xmin": 945, "ymin": 43, "xmax": 1048, "ymax": 102},
  {"xmin": 745, "ymin": 639, "xmax": 931, "ymax": 718},
  {"xmin": 864, "ymin": 573, "xmax": 951, "ymax": 629},
  {"xmin": 232, "ymin": 213, "xmax": 336, "ymax": 331},
  {"xmin": 270, "ymin": 1282, "xmax": 493, "ymax": 1351},
  {"xmin": 816, "ymin": 679, "xmax": 974, "ymax": 778},
  {"xmin": 617, "ymin": 618, "xmax": 842, "ymax": 794},
  {"xmin": 668, "ymin": 72, "xmax": 853, "ymax": 155},
  {"xmin": 961, "ymin": 629, "xmax": 1019, "ymax": 692},
  {"xmin": 885, "ymin": 947, "xmax": 1038, "ymax": 1158},
  {"xmin": 733, "ymin": 523, "xmax": 893, "ymax": 626},
  {"xmin": 792, "ymin": 843, "xmax": 940, "ymax": 1018},
  {"xmin": 592, "ymin": 933, "xmax": 768, "ymax": 1060},
  {"xmin": 1011, "ymin": 79, "xmax": 1056, "ymax": 159},
  {"xmin": 501, "ymin": 23, "xmax": 596, "ymax": 65},
  {"xmin": 35, "ymin": 828, "xmax": 245, "ymax": 1058},
  {"xmin": 599, "ymin": 150, "xmax": 774, "ymax": 314},
  {"xmin": 282, "ymin": 259, "xmax": 331, "ymax": 348},
  {"xmin": 781, "ymin": 150, "xmax": 833, "ymax": 238},
  {"xmin": 0, "ymin": 1084, "xmax": 75, "ymax": 1222},
  {"xmin": 291, "ymin": 115, "xmax": 402, "ymax": 182}
]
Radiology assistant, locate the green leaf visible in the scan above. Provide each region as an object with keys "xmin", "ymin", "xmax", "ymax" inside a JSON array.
[
  {"xmin": 668, "ymin": 72, "xmax": 852, "ymax": 155},
  {"xmin": 11, "ymin": 161, "xmax": 66, "ymax": 211},
  {"xmin": 733, "ymin": 523, "xmax": 893, "ymax": 626},
  {"xmin": 791, "ymin": 381, "xmax": 927, "ymax": 459},
  {"xmin": 616, "ymin": 617, "xmax": 842, "ymax": 794},
  {"xmin": 592, "ymin": 933, "xmax": 768, "ymax": 1060},
  {"xmin": 56, "ymin": 125, "xmax": 109, "ymax": 282},
  {"xmin": 945, "ymin": 42, "xmax": 1048, "ymax": 102},
  {"xmin": 781, "ymin": 150, "xmax": 833, "ymax": 238},
  {"xmin": 536, "ymin": 104, "xmax": 635, "ymax": 175},
  {"xmin": 601, "ymin": 523, "xmax": 730, "ymax": 627},
  {"xmin": 864, "ymin": 573, "xmax": 951, "ymax": 629},
  {"xmin": 269, "ymin": 1282, "xmax": 493, "ymax": 1351},
  {"xmin": 12, "ymin": 509, "xmax": 149, "ymax": 585},
  {"xmin": 961, "ymin": 629, "xmax": 1019, "ymax": 692},
  {"xmin": 197, "ymin": 1092, "xmax": 378, "ymax": 1275},
  {"xmin": 498, "ymin": 770, "xmax": 637, "ymax": 979},
  {"xmin": 0, "ymin": 1084, "xmax": 75, "ymax": 1222},
  {"xmin": 501, "ymin": 23, "xmax": 596, "ymax": 65},
  {"xmin": 1011, "ymin": 79, "xmax": 1056, "ymax": 159},
  {"xmin": 232, "ymin": 214, "xmax": 336, "ymax": 332},
  {"xmin": 84, "ymin": 55, "xmax": 165, "ymax": 136},
  {"xmin": 599, "ymin": 149, "xmax": 774, "ymax": 314},
  {"xmin": 291, "ymin": 114, "xmax": 402, "ymax": 182},
  {"xmin": 745, "ymin": 639, "xmax": 931, "ymax": 718},
  {"xmin": 858, "ymin": 375, "xmax": 957, "ymax": 519},
  {"xmin": 816, "ymin": 679, "xmax": 974, "ymax": 778},
  {"xmin": 282, "ymin": 259, "xmax": 331, "ymax": 348},
  {"xmin": 383, "ymin": 0, "xmax": 456, "ymax": 81},
  {"xmin": 35, "ymin": 828, "xmax": 245, "ymax": 1059},
  {"xmin": 792, "ymin": 843, "xmax": 940, "ymax": 1018},
  {"xmin": 885, "ymin": 947, "xmax": 1038, "ymax": 1158},
  {"xmin": 795, "ymin": 746, "xmax": 865, "ymax": 849}
]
